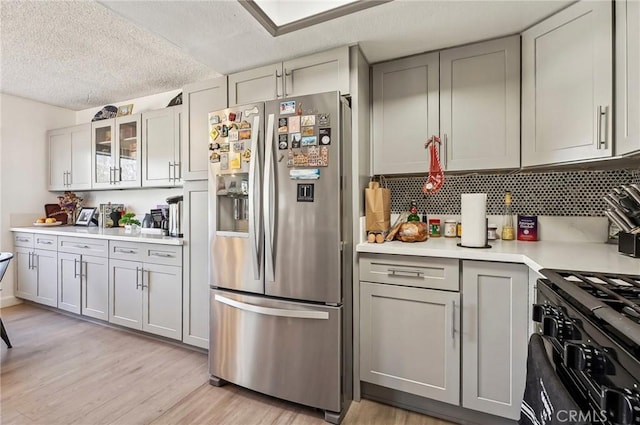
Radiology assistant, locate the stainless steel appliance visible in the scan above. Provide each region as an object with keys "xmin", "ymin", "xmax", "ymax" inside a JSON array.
[
  {"xmin": 167, "ymin": 195, "xmax": 183, "ymax": 237},
  {"xmin": 208, "ymin": 92, "xmax": 352, "ymax": 424},
  {"xmin": 530, "ymin": 269, "xmax": 640, "ymax": 424}
]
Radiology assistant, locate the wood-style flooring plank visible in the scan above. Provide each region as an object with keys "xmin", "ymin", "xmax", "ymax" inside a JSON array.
[{"xmin": 1, "ymin": 304, "xmax": 456, "ymax": 425}]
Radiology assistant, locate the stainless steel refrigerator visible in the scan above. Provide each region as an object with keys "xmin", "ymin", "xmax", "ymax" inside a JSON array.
[{"xmin": 207, "ymin": 91, "xmax": 353, "ymax": 424}]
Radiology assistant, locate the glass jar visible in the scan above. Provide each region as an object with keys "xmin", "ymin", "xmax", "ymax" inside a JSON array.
[
  {"xmin": 444, "ymin": 219, "xmax": 457, "ymax": 238},
  {"xmin": 428, "ymin": 219, "xmax": 441, "ymax": 237},
  {"xmin": 487, "ymin": 223, "xmax": 498, "ymax": 240}
]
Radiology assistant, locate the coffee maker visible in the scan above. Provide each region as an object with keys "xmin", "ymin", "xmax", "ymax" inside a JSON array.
[{"xmin": 167, "ymin": 195, "xmax": 183, "ymax": 237}]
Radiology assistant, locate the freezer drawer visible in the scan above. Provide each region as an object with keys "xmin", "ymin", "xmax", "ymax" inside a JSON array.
[{"xmin": 209, "ymin": 290, "xmax": 341, "ymax": 412}]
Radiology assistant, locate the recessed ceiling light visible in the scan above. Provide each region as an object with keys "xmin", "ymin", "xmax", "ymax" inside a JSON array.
[{"xmin": 239, "ymin": 0, "xmax": 391, "ymax": 36}]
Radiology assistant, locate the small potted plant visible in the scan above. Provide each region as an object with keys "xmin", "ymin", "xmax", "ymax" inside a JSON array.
[{"xmin": 119, "ymin": 213, "xmax": 141, "ymax": 232}]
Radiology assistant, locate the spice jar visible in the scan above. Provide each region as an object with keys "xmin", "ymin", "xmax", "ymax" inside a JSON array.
[
  {"xmin": 428, "ymin": 219, "xmax": 441, "ymax": 237},
  {"xmin": 487, "ymin": 223, "xmax": 498, "ymax": 240},
  {"xmin": 444, "ymin": 219, "xmax": 457, "ymax": 238}
]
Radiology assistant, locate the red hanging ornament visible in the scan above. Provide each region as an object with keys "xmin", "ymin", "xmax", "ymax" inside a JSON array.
[{"xmin": 422, "ymin": 135, "xmax": 444, "ymax": 194}]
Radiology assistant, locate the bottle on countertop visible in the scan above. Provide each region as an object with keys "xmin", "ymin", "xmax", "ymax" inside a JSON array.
[
  {"xmin": 422, "ymin": 210, "xmax": 428, "ymax": 224},
  {"xmin": 501, "ymin": 191, "xmax": 515, "ymax": 241},
  {"xmin": 407, "ymin": 200, "xmax": 420, "ymax": 222}
]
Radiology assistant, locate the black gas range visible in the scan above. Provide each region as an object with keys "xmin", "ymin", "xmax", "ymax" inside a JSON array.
[{"xmin": 535, "ymin": 269, "xmax": 640, "ymax": 424}]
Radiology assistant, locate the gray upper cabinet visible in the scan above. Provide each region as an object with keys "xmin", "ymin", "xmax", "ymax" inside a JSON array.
[
  {"xmin": 228, "ymin": 63, "xmax": 282, "ymax": 107},
  {"xmin": 48, "ymin": 124, "xmax": 91, "ymax": 191},
  {"xmin": 616, "ymin": 0, "xmax": 640, "ymax": 156},
  {"xmin": 228, "ymin": 47, "xmax": 350, "ymax": 106},
  {"xmin": 440, "ymin": 36, "xmax": 521, "ymax": 171},
  {"xmin": 142, "ymin": 106, "xmax": 182, "ymax": 187},
  {"xmin": 522, "ymin": 1, "xmax": 613, "ymax": 166},
  {"xmin": 461, "ymin": 261, "xmax": 529, "ymax": 420},
  {"xmin": 372, "ymin": 52, "xmax": 440, "ymax": 175},
  {"xmin": 182, "ymin": 76, "xmax": 228, "ymax": 181}
]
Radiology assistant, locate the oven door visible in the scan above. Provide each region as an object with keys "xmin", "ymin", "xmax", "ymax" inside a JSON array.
[{"xmin": 534, "ymin": 280, "xmax": 640, "ymax": 424}]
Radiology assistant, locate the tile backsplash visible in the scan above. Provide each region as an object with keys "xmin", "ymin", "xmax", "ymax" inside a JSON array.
[{"xmin": 385, "ymin": 169, "xmax": 640, "ymax": 216}]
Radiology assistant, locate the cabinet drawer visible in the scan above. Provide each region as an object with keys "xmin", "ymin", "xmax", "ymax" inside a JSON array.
[
  {"xmin": 109, "ymin": 240, "xmax": 144, "ymax": 262},
  {"xmin": 58, "ymin": 237, "xmax": 108, "ymax": 257},
  {"xmin": 360, "ymin": 254, "xmax": 459, "ymax": 291},
  {"xmin": 142, "ymin": 244, "xmax": 182, "ymax": 267},
  {"xmin": 14, "ymin": 232, "xmax": 34, "ymax": 248},
  {"xmin": 34, "ymin": 234, "xmax": 58, "ymax": 251}
]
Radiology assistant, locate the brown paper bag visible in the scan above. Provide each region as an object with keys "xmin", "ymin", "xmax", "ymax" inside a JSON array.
[{"xmin": 365, "ymin": 180, "xmax": 391, "ymax": 232}]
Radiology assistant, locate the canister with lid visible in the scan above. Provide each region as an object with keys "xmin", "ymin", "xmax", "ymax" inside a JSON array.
[
  {"xmin": 444, "ymin": 219, "xmax": 457, "ymax": 238},
  {"xmin": 428, "ymin": 219, "xmax": 441, "ymax": 237}
]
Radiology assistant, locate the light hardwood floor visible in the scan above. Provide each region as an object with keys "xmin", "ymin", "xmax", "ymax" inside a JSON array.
[{"xmin": 1, "ymin": 304, "xmax": 455, "ymax": 425}]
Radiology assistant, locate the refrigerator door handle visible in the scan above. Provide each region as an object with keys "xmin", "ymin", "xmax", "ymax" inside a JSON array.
[
  {"xmin": 248, "ymin": 114, "xmax": 261, "ymax": 280},
  {"xmin": 264, "ymin": 113, "xmax": 276, "ymax": 283},
  {"xmin": 214, "ymin": 294, "xmax": 329, "ymax": 320}
]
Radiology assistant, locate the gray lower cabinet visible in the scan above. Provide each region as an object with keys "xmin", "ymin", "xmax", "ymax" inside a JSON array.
[
  {"xmin": 360, "ymin": 282, "xmax": 460, "ymax": 405},
  {"xmin": 109, "ymin": 256, "xmax": 182, "ymax": 340},
  {"xmin": 461, "ymin": 260, "xmax": 529, "ymax": 420},
  {"xmin": 58, "ymin": 252, "xmax": 81, "ymax": 314},
  {"xmin": 15, "ymin": 245, "xmax": 57, "ymax": 308},
  {"xmin": 81, "ymin": 255, "xmax": 109, "ymax": 321}
]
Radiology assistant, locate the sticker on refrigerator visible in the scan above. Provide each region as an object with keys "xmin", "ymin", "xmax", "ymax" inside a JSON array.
[
  {"xmin": 239, "ymin": 120, "xmax": 251, "ymax": 129},
  {"xmin": 320, "ymin": 146, "xmax": 329, "ymax": 166},
  {"xmin": 210, "ymin": 127, "xmax": 220, "ymax": 141},
  {"xmin": 239, "ymin": 129, "xmax": 251, "ymax": 140},
  {"xmin": 287, "ymin": 149, "xmax": 294, "ymax": 167},
  {"xmin": 301, "ymin": 126, "xmax": 314, "ymax": 137},
  {"xmin": 278, "ymin": 134, "xmax": 288, "ymax": 150},
  {"xmin": 219, "ymin": 143, "xmax": 230, "ymax": 152},
  {"xmin": 290, "ymin": 133, "xmax": 301, "ymax": 149},
  {"xmin": 319, "ymin": 128, "xmax": 331, "ymax": 145},
  {"xmin": 220, "ymin": 153, "xmax": 229, "ymax": 170},
  {"xmin": 308, "ymin": 148, "xmax": 319, "ymax": 166},
  {"xmin": 221, "ymin": 125, "xmax": 229, "ymax": 137},
  {"xmin": 210, "ymin": 115, "xmax": 220, "ymax": 125},
  {"xmin": 210, "ymin": 151, "xmax": 220, "ymax": 163},
  {"xmin": 228, "ymin": 129, "xmax": 239, "ymax": 142},
  {"xmin": 230, "ymin": 153, "xmax": 241, "ymax": 169},
  {"xmin": 293, "ymin": 152, "xmax": 309, "ymax": 167},
  {"xmin": 244, "ymin": 106, "xmax": 259, "ymax": 117},
  {"xmin": 242, "ymin": 149, "xmax": 251, "ymax": 162},
  {"xmin": 301, "ymin": 115, "xmax": 316, "ymax": 126},
  {"xmin": 209, "ymin": 142, "xmax": 220, "ymax": 151},
  {"xmin": 288, "ymin": 116, "xmax": 301, "ymax": 133},
  {"xmin": 280, "ymin": 101, "xmax": 296, "ymax": 115},
  {"xmin": 290, "ymin": 169, "xmax": 320, "ymax": 180},
  {"xmin": 232, "ymin": 142, "xmax": 244, "ymax": 152},
  {"xmin": 301, "ymin": 136, "xmax": 317, "ymax": 146},
  {"xmin": 278, "ymin": 118, "xmax": 288, "ymax": 133},
  {"xmin": 318, "ymin": 113, "xmax": 330, "ymax": 126},
  {"xmin": 228, "ymin": 112, "xmax": 236, "ymax": 122}
]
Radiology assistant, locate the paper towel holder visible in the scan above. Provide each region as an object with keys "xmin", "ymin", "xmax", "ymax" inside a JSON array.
[{"xmin": 457, "ymin": 243, "xmax": 492, "ymax": 249}]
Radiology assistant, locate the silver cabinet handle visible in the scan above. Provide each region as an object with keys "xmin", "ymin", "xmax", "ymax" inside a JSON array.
[
  {"xmin": 150, "ymin": 252, "xmax": 173, "ymax": 258},
  {"xmin": 74, "ymin": 258, "xmax": 79, "ymax": 278},
  {"xmin": 142, "ymin": 269, "xmax": 149, "ymax": 289},
  {"xmin": 135, "ymin": 266, "xmax": 141, "ymax": 289},
  {"xmin": 67, "ymin": 170, "xmax": 72, "ymax": 186},
  {"xmin": 38, "ymin": 240, "xmax": 53, "ymax": 245},
  {"xmin": 27, "ymin": 252, "xmax": 32, "ymax": 270},
  {"xmin": 214, "ymin": 294, "xmax": 329, "ymax": 320},
  {"xmin": 81, "ymin": 260, "xmax": 87, "ymax": 279},
  {"xmin": 284, "ymin": 68, "xmax": 291, "ymax": 97},
  {"xmin": 116, "ymin": 248, "xmax": 137, "ymax": 254},
  {"xmin": 597, "ymin": 105, "xmax": 608, "ymax": 149},
  {"xmin": 442, "ymin": 133, "xmax": 448, "ymax": 169},
  {"xmin": 16, "ymin": 237, "xmax": 30, "ymax": 242},
  {"xmin": 275, "ymin": 70, "xmax": 282, "ymax": 98},
  {"xmin": 34, "ymin": 253, "xmax": 38, "ymax": 270},
  {"xmin": 63, "ymin": 171, "xmax": 67, "ymax": 187},
  {"xmin": 168, "ymin": 161, "xmax": 174, "ymax": 183},
  {"xmin": 74, "ymin": 244, "xmax": 91, "ymax": 249},
  {"xmin": 248, "ymin": 114, "xmax": 261, "ymax": 280},
  {"xmin": 387, "ymin": 268, "xmax": 424, "ymax": 278},
  {"xmin": 451, "ymin": 300, "xmax": 456, "ymax": 341},
  {"xmin": 174, "ymin": 162, "xmax": 181, "ymax": 181}
]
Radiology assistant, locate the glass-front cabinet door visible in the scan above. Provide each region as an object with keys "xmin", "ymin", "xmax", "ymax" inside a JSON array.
[
  {"xmin": 92, "ymin": 119, "xmax": 116, "ymax": 189},
  {"xmin": 91, "ymin": 114, "xmax": 141, "ymax": 189},
  {"xmin": 116, "ymin": 114, "xmax": 141, "ymax": 188}
]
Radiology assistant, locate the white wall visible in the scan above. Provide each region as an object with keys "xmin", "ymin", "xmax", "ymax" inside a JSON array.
[{"xmin": 0, "ymin": 93, "xmax": 76, "ymax": 307}]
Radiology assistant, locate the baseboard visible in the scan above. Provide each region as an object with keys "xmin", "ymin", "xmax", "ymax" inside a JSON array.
[
  {"xmin": 1, "ymin": 296, "xmax": 22, "ymax": 309},
  {"xmin": 361, "ymin": 382, "xmax": 517, "ymax": 425}
]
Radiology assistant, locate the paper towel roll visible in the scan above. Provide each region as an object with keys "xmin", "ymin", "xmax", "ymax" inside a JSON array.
[{"xmin": 461, "ymin": 194, "xmax": 487, "ymax": 247}]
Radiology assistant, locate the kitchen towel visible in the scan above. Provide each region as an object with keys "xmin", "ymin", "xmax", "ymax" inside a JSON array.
[{"xmin": 461, "ymin": 193, "xmax": 487, "ymax": 247}]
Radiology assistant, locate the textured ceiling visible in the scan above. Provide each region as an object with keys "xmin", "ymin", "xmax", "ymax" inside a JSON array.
[{"xmin": 0, "ymin": 0, "xmax": 571, "ymax": 111}]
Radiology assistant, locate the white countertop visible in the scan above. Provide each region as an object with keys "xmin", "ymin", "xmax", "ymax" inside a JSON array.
[
  {"xmin": 357, "ymin": 238, "xmax": 640, "ymax": 275},
  {"xmin": 10, "ymin": 226, "xmax": 183, "ymax": 246}
]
